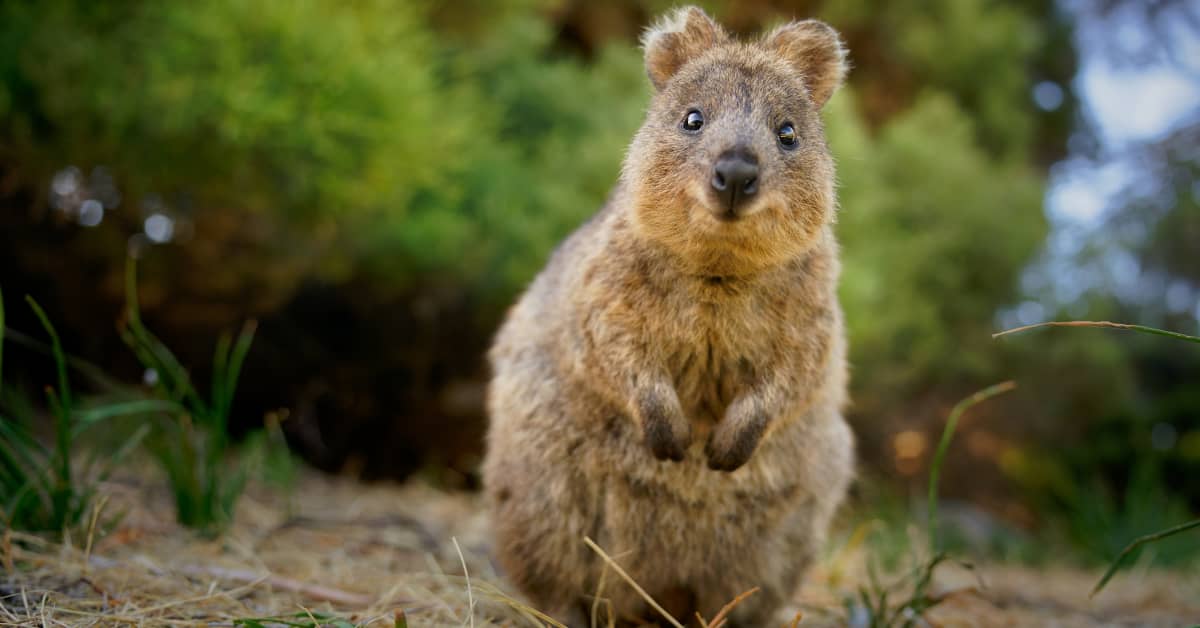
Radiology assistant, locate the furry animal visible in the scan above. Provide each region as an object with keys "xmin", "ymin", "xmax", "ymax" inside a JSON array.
[{"xmin": 483, "ymin": 6, "xmax": 854, "ymax": 626}]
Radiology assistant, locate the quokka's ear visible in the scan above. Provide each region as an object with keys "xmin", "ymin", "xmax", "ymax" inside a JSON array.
[
  {"xmin": 762, "ymin": 19, "xmax": 848, "ymax": 108},
  {"xmin": 642, "ymin": 6, "xmax": 729, "ymax": 91}
]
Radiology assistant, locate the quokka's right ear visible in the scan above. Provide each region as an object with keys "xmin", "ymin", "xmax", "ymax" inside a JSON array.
[{"xmin": 642, "ymin": 6, "xmax": 729, "ymax": 91}]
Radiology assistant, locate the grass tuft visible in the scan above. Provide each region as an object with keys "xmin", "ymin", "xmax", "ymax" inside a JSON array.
[
  {"xmin": 0, "ymin": 292, "xmax": 145, "ymax": 533},
  {"xmin": 119, "ymin": 256, "xmax": 261, "ymax": 536},
  {"xmin": 1, "ymin": 260, "xmax": 284, "ymax": 538},
  {"xmin": 848, "ymin": 381, "xmax": 1013, "ymax": 627}
]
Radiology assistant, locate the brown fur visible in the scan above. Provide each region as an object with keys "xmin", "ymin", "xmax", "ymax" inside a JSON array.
[{"xmin": 483, "ymin": 7, "xmax": 854, "ymax": 626}]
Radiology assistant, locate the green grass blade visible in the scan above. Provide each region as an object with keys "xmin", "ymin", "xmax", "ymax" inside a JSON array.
[
  {"xmin": 0, "ymin": 411, "xmax": 49, "ymax": 457},
  {"xmin": 0, "ymin": 424, "xmax": 48, "ymax": 491},
  {"xmin": 927, "ymin": 381, "xmax": 1016, "ymax": 552},
  {"xmin": 118, "ymin": 326, "xmax": 170, "ymax": 388},
  {"xmin": 0, "ymin": 416, "xmax": 55, "ymax": 528},
  {"xmin": 1091, "ymin": 518, "xmax": 1200, "ymax": 598},
  {"xmin": 1, "ymin": 327, "xmax": 128, "ymax": 392},
  {"xmin": 993, "ymin": 320, "xmax": 1200, "ymax": 344},
  {"xmin": 220, "ymin": 321, "xmax": 257, "ymax": 428},
  {"xmin": 123, "ymin": 257, "xmax": 205, "ymax": 409},
  {"xmin": 25, "ymin": 297, "xmax": 72, "ymax": 421},
  {"xmin": 124, "ymin": 256, "xmax": 144, "ymax": 329},
  {"xmin": 211, "ymin": 331, "xmax": 232, "ymax": 428},
  {"xmin": 43, "ymin": 389, "xmax": 73, "ymax": 523},
  {"xmin": 27, "ymin": 296, "xmax": 76, "ymax": 520},
  {"xmin": 911, "ymin": 553, "xmax": 946, "ymax": 600},
  {"xmin": 72, "ymin": 399, "xmax": 185, "ymax": 437},
  {"xmin": 91, "ymin": 423, "xmax": 151, "ymax": 484},
  {"xmin": 0, "ymin": 285, "xmax": 5, "ymax": 392},
  {"xmin": 127, "ymin": 322, "xmax": 203, "ymax": 408},
  {"xmin": 5, "ymin": 480, "xmax": 52, "ymax": 529}
]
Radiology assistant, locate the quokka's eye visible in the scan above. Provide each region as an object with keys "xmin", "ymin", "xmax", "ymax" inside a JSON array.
[
  {"xmin": 682, "ymin": 110, "xmax": 704, "ymax": 132},
  {"xmin": 778, "ymin": 122, "xmax": 797, "ymax": 148}
]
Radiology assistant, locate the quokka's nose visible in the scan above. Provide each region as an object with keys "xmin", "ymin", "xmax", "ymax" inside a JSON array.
[{"xmin": 711, "ymin": 153, "xmax": 759, "ymax": 214}]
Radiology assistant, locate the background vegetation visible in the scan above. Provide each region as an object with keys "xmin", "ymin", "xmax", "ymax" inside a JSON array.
[{"xmin": 1, "ymin": 0, "xmax": 1197, "ymax": 568}]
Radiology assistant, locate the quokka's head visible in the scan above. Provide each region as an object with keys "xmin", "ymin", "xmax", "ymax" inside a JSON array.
[{"xmin": 623, "ymin": 6, "xmax": 847, "ymax": 274}]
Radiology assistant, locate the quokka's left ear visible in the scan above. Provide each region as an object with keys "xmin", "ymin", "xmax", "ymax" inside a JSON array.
[{"xmin": 762, "ymin": 19, "xmax": 848, "ymax": 108}]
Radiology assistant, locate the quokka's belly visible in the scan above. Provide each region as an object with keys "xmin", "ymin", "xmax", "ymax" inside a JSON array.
[{"xmin": 591, "ymin": 456, "xmax": 805, "ymax": 605}]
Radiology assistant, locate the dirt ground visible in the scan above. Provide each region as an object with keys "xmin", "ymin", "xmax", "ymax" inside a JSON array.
[{"xmin": 2, "ymin": 471, "xmax": 1197, "ymax": 627}]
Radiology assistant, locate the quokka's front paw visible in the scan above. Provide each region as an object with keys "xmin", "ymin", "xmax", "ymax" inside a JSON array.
[
  {"xmin": 638, "ymin": 390, "xmax": 691, "ymax": 461},
  {"xmin": 705, "ymin": 410, "xmax": 768, "ymax": 472}
]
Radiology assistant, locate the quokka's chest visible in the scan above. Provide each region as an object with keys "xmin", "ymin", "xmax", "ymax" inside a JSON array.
[{"xmin": 658, "ymin": 317, "xmax": 768, "ymax": 425}]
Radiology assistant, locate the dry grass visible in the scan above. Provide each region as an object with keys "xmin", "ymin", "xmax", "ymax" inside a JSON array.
[{"xmin": 1, "ymin": 470, "xmax": 1198, "ymax": 627}]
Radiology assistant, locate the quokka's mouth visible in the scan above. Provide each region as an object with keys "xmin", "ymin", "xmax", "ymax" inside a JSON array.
[
  {"xmin": 703, "ymin": 198, "xmax": 772, "ymax": 223},
  {"xmin": 685, "ymin": 184, "xmax": 767, "ymax": 224},
  {"xmin": 710, "ymin": 207, "xmax": 741, "ymax": 222}
]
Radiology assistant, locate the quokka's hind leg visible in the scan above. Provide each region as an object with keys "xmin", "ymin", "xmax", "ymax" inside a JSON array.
[{"xmin": 485, "ymin": 422, "xmax": 609, "ymax": 626}]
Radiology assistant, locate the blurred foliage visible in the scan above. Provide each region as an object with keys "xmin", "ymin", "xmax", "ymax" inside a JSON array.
[
  {"xmin": 1006, "ymin": 1, "xmax": 1200, "ymax": 560},
  {"xmin": 0, "ymin": 0, "xmax": 649, "ymax": 308},
  {"xmin": 0, "ymin": 0, "xmax": 1196, "ymax": 560},
  {"xmin": 830, "ymin": 91, "xmax": 1045, "ymax": 397}
]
